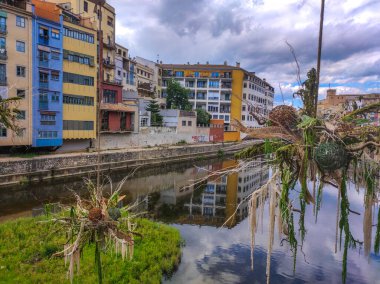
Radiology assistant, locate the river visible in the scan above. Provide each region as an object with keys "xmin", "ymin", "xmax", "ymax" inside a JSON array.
[{"xmin": 0, "ymin": 157, "xmax": 379, "ymax": 283}]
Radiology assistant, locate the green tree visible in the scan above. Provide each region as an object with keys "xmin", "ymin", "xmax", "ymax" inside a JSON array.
[
  {"xmin": 146, "ymin": 100, "xmax": 163, "ymax": 126},
  {"xmin": 196, "ymin": 108, "xmax": 211, "ymax": 125},
  {"xmin": 0, "ymin": 97, "xmax": 21, "ymax": 131},
  {"xmin": 166, "ymin": 79, "xmax": 192, "ymax": 110}
]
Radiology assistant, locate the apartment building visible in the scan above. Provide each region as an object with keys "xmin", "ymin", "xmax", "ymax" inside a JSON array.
[
  {"xmin": 135, "ymin": 56, "xmax": 162, "ymax": 99},
  {"xmin": 31, "ymin": 0, "xmax": 63, "ymax": 147},
  {"xmin": 241, "ymin": 72, "xmax": 274, "ymax": 128},
  {"xmin": 161, "ymin": 63, "xmax": 274, "ymax": 130},
  {"xmin": 60, "ymin": 8, "xmax": 97, "ymax": 147},
  {"xmin": 0, "ymin": 0, "xmax": 33, "ymax": 147},
  {"xmin": 115, "ymin": 43, "xmax": 137, "ymax": 94}
]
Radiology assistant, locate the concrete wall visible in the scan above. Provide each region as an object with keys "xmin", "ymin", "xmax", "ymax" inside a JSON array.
[{"xmin": 99, "ymin": 126, "xmax": 196, "ymax": 149}]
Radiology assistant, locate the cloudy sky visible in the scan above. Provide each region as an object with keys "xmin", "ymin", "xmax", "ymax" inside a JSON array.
[{"xmin": 109, "ymin": 0, "xmax": 380, "ymax": 105}]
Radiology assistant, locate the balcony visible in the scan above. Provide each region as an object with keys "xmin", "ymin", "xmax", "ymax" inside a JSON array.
[
  {"xmin": 0, "ymin": 24, "xmax": 7, "ymax": 35},
  {"xmin": 0, "ymin": 76, "xmax": 7, "ymax": 86},
  {"xmin": 221, "ymin": 83, "xmax": 232, "ymax": 89},
  {"xmin": 0, "ymin": 0, "xmax": 28, "ymax": 9},
  {"xmin": 103, "ymin": 59, "xmax": 115, "ymax": 69},
  {"xmin": 39, "ymin": 101, "xmax": 49, "ymax": 110},
  {"xmin": 103, "ymin": 78, "xmax": 122, "ymax": 86},
  {"xmin": 0, "ymin": 50, "xmax": 7, "ymax": 60},
  {"xmin": 39, "ymin": 35, "xmax": 49, "ymax": 46},
  {"xmin": 39, "ymin": 60, "xmax": 49, "ymax": 68},
  {"xmin": 103, "ymin": 41, "xmax": 116, "ymax": 50},
  {"xmin": 39, "ymin": 81, "xmax": 49, "ymax": 90}
]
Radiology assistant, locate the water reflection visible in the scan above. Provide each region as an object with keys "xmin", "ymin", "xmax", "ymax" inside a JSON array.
[{"xmin": 1, "ymin": 158, "xmax": 379, "ymax": 283}]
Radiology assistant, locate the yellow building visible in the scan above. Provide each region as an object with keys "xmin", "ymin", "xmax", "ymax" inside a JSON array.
[
  {"xmin": 161, "ymin": 62, "xmax": 275, "ymax": 142},
  {"xmin": 0, "ymin": 1, "xmax": 33, "ymax": 147},
  {"xmin": 47, "ymin": 0, "xmax": 116, "ymax": 83},
  {"xmin": 61, "ymin": 10, "xmax": 97, "ymax": 142}
]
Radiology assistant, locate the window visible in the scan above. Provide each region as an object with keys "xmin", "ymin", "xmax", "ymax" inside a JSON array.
[
  {"xmin": 242, "ymin": 115, "xmax": 246, "ymax": 121},
  {"xmin": 103, "ymin": 89, "xmax": 117, "ymax": 103},
  {"xmin": 17, "ymin": 110, "xmax": 26, "ymax": 120},
  {"xmin": 38, "ymin": 50, "xmax": 49, "ymax": 62},
  {"xmin": 16, "ymin": 66, "xmax": 26, "ymax": 77},
  {"xmin": 51, "ymin": 52, "xmax": 60, "ymax": 60},
  {"xmin": 0, "ymin": 16, "xmax": 6, "ymax": 32},
  {"xmin": 84, "ymin": 1, "xmax": 88, "ymax": 12},
  {"xmin": 140, "ymin": 117, "xmax": 148, "ymax": 127},
  {"xmin": 39, "ymin": 93, "xmax": 48, "ymax": 102},
  {"xmin": 194, "ymin": 71, "xmax": 199, "ymax": 77},
  {"xmin": 243, "ymin": 93, "xmax": 246, "ymax": 99},
  {"xmin": 39, "ymin": 72, "xmax": 48, "ymax": 82},
  {"xmin": 63, "ymin": 27, "xmax": 94, "ymax": 43},
  {"xmin": 51, "ymin": 29, "xmax": 60, "ymax": 39},
  {"xmin": 16, "ymin": 16, "xmax": 25, "ymax": 28},
  {"xmin": 175, "ymin": 71, "xmax": 184, "ymax": 77},
  {"xmin": 182, "ymin": 121, "xmax": 186, "ymax": 126},
  {"xmin": 0, "ymin": 127, "xmax": 6, "ymax": 137},
  {"xmin": 15, "ymin": 128, "xmax": 25, "ymax": 137},
  {"xmin": 244, "ymin": 82, "xmax": 247, "ymax": 88},
  {"xmin": 188, "ymin": 121, "xmax": 192, "ymax": 126},
  {"xmin": 209, "ymin": 80, "xmax": 219, "ymax": 88},
  {"xmin": 51, "ymin": 71, "xmax": 59, "ymax": 81},
  {"xmin": 107, "ymin": 16, "xmax": 113, "ymax": 27},
  {"xmin": 63, "ymin": 94, "xmax": 94, "ymax": 106},
  {"xmin": 117, "ymin": 70, "xmax": 121, "ymax": 76},
  {"xmin": 41, "ymin": 114, "xmax": 56, "ymax": 125},
  {"xmin": 38, "ymin": 131, "xmax": 58, "ymax": 139},
  {"xmin": 17, "ymin": 89, "xmax": 25, "ymax": 98},
  {"xmin": 16, "ymin": 41, "xmax": 25, "ymax": 52},
  {"xmin": 51, "ymin": 93, "xmax": 59, "ymax": 102},
  {"xmin": 63, "ymin": 72, "xmax": 94, "ymax": 86},
  {"xmin": 63, "ymin": 120, "xmax": 94, "ymax": 130},
  {"xmin": 242, "ymin": 105, "xmax": 246, "ymax": 111}
]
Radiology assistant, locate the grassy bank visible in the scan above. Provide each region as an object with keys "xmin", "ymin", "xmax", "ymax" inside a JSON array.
[{"xmin": 0, "ymin": 217, "xmax": 181, "ymax": 283}]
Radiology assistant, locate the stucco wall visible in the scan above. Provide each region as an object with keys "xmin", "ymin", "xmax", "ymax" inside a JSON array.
[{"xmin": 99, "ymin": 126, "xmax": 195, "ymax": 149}]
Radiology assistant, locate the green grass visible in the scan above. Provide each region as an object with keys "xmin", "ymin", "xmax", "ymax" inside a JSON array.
[{"xmin": 0, "ymin": 217, "xmax": 181, "ymax": 284}]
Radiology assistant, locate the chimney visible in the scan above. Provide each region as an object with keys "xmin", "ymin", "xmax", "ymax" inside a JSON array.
[
  {"xmin": 236, "ymin": 62, "xmax": 240, "ymax": 68},
  {"xmin": 224, "ymin": 61, "xmax": 227, "ymax": 66},
  {"xmin": 263, "ymin": 78, "xmax": 266, "ymax": 81},
  {"xmin": 160, "ymin": 60, "xmax": 162, "ymax": 64},
  {"xmin": 197, "ymin": 62, "xmax": 200, "ymax": 65},
  {"xmin": 206, "ymin": 61, "xmax": 209, "ymax": 65},
  {"xmin": 187, "ymin": 62, "xmax": 190, "ymax": 65}
]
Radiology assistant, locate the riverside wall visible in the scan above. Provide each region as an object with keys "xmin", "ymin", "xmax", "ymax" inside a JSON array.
[{"xmin": 0, "ymin": 142, "xmax": 245, "ymax": 187}]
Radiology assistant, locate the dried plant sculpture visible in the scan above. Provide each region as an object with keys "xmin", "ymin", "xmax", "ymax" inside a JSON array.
[{"xmin": 48, "ymin": 174, "xmax": 143, "ymax": 284}]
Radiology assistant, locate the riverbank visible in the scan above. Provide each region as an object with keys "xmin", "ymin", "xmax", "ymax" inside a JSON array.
[
  {"xmin": 0, "ymin": 216, "xmax": 181, "ymax": 283},
  {"xmin": 0, "ymin": 142, "xmax": 248, "ymax": 188}
]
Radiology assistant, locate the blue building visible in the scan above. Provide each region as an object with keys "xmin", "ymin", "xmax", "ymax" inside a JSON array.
[{"xmin": 31, "ymin": 1, "xmax": 63, "ymax": 147}]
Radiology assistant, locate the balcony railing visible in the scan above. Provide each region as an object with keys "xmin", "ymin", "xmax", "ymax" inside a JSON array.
[
  {"xmin": 0, "ymin": 50, "xmax": 7, "ymax": 60},
  {"xmin": 0, "ymin": 0, "xmax": 27, "ymax": 9},
  {"xmin": 103, "ymin": 78, "xmax": 122, "ymax": 86},
  {"xmin": 103, "ymin": 59, "xmax": 115, "ymax": 69},
  {"xmin": 39, "ymin": 101, "xmax": 49, "ymax": 110},
  {"xmin": 0, "ymin": 24, "xmax": 7, "ymax": 35},
  {"xmin": 103, "ymin": 41, "xmax": 116, "ymax": 50},
  {"xmin": 39, "ymin": 36, "xmax": 49, "ymax": 45},
  {"xmin": 39, "ymin": 60, "xmax": 49, "ymax": 68},
  {"xmin": 0, "ymin": 76, "xmax": 7, "ymax": 86},
  {"xmin": 39, "ymin": 81, "xmax": 49, "ymax": 89}
]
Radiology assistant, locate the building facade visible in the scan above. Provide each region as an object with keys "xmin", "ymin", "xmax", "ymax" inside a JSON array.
[
  {"xmin": 32, "ymin": 0, "xmax": 63, "ymax": 147},
  {"xmin": 0, "ymin": 0, "xmax": 33, "ymax": 147},
  {"xmin": 318, "ymin": 89, "xmax": 380, "ymax": 125}
]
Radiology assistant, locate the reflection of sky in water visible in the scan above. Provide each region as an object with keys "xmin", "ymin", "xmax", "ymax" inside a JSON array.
[{"xmin": 166, "ymin": 183, "xmax": 380, "ymax": 284}]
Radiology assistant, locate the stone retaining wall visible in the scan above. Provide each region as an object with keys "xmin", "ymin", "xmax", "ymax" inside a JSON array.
[{"xmin": 0, "ymin": 143, "xmax": 244, "ymax": 187}]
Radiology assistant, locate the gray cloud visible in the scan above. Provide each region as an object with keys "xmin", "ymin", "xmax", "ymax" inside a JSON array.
[{"xmin": 110, "ymin": 0, "xmax": 380, "ymax": 104}]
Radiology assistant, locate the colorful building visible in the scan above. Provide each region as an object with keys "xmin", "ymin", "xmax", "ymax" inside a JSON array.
[
  {"xmin": 61, "ymin": 8, "xmax": 97, "ymax": 145},
  {"xmin": 0, "ymin": 0, "xmax": 33, "ymax": 148},
  {"xmin": 161, "ymin": 62, "xmax": 275, "ymax": 141},
  {"xmin": 31, "ymin": 0, "xmax": 63, "ymax": 147}
]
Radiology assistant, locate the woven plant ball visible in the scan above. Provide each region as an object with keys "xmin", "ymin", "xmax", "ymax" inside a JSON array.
[
  {"xmin": 269, "ymin": 105, "xmax": 300, "ymax": 131},
  {"xmin": 88, "ymin": 207, "xmax": 103, "ymax": 222},
  {"xmin": 108, "ymin": 207, "xmax": 121, "ymax": 221},
  {"xmin": 314, "ymin": 142, "xmax": 348, "ymax": 172}
]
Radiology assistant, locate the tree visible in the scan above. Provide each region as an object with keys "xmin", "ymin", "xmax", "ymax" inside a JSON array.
[
  {"xmin": 146, "ymin": 100, "xmax": 163, "ymax": 126},
  {"xmin": 0, "ymin": 97, "xmax": 21, "ymax": 131},
  {"xmin": 196, "ymin": 108, "xmax": 211, "ymax": 125},
  {"xmin": 166, "ymin": 79, "xmax": 192, "ymax": 110}
]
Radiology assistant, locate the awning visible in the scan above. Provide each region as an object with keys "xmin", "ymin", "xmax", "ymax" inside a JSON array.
[
  {"xmin": 40, "ymin": 111, "xmax": 57, "ymax": 115},
  {"xmin": 39, "ymin": 70, "xmax": 49, "ymax": 74},
  {"xmin": 51, "ymin": 48, "xmax": 61, "ymax": 54},
  {"xmin": 38, "ymin": 45, "xmax": 51, "ymax": 52}
]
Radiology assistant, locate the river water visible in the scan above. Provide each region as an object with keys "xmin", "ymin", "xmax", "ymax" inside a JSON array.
[{"xmin": 0, "ymin": 157, "xmax": 379, "ymax": 283}]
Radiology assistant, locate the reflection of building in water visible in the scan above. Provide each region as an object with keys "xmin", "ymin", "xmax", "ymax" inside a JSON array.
[{"xmin": 183, "ymin": 158, "xmax": 269, "ymax": 227}]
